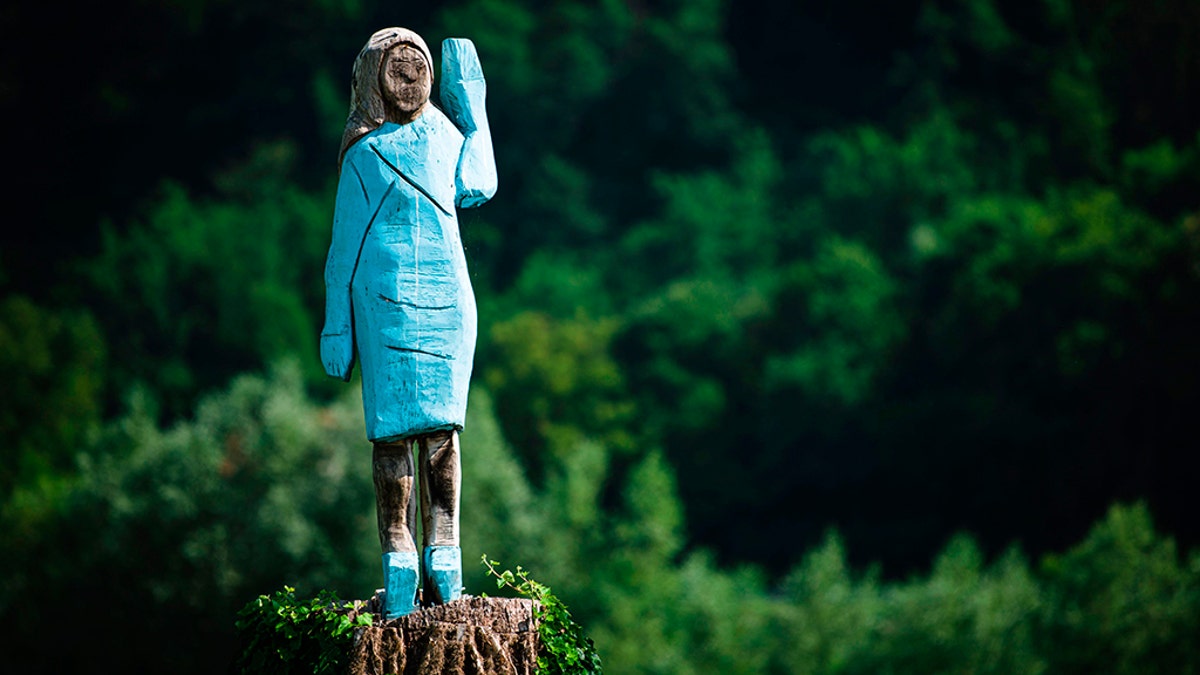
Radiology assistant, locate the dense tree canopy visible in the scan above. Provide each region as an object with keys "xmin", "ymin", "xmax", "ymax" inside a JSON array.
[{"xmin": 1, "ymin": 0, "xmax": 1197, "ymax": 671}]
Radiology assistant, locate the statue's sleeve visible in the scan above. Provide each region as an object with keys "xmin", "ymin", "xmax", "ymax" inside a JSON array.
[
  {"xmin": 320, "ymin": 154, "xmax": 372, "ymax": 380},
  {"xmin": 441, "ymin": 38, "xmax": 498, "ymax": 208}
]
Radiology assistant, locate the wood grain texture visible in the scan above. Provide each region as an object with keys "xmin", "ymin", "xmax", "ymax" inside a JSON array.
[{"xmin": 347, "ymin": 596, "xmax": 538, "ymax": 675}]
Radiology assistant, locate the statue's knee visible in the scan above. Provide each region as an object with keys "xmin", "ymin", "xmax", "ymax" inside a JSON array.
[
  {"xmin": 421, "ymin": 431, "xmax": 459, "ymax": 494},
  {"xmin": 373, "ymin": 440, "xmax": 413, "ymax": 473}
]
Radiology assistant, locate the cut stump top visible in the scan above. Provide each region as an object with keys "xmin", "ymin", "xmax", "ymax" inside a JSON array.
[{"xmin": 348, "ymin": 596, "xmax": 539, "ymax": 675}]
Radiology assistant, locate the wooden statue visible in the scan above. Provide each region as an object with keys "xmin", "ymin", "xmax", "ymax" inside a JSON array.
[{"xmin": 321, "ymin": 27, "xmax": 497, "ymax": 620}]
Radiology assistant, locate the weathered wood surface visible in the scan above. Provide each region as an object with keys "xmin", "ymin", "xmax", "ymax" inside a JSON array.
[{"xmin": 347, "ymin": 595, "xmax": 539, "ymax": 675}]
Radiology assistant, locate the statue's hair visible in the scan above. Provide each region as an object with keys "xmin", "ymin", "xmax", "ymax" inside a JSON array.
[{"xmin": 338, "ymin": 27, "xmax": 433, "ymax": 170}]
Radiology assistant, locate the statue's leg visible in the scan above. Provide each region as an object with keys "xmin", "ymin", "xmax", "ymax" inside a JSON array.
[
  {"xmin": 373, "ymin": 439, "xmax": 418, "ymax": 619},
  {"xmin": 418, "ymin": 429, "xmax": 462, "ymax": 604}
]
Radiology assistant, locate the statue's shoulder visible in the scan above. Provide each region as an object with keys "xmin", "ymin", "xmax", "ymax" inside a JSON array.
[
  {"xmin": 424, "ymin": 106, "xmax": 465, "ymax": 144},
  {"xmin": 342, "ymin": 131, "xmax": 381, "ymax": 169}
]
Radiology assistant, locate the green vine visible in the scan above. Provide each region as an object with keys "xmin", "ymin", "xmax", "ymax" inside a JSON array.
[
  {"xmin": 233, "ymin": 586, "xmax": 373, "ymax": 675},
  {"xmin": 482, "ymin": 556, "xmax": 603, "ymax": 675}
]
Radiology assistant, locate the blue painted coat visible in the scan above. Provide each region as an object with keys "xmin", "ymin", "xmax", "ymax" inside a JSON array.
[{"xmin": 322, "ymin": 40, "xmax": 496, "ymax": 442}]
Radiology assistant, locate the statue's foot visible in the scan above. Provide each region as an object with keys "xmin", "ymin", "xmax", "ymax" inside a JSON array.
[
  {"xmin": 382, "ymin": 551, "xmax": 419, "ymax": 620},
  {"xmin": 423, "ymin": 545, "xmax": 463, "ymax": 605}
]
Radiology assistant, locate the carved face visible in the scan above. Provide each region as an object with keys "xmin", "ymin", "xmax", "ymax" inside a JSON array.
[{"xmin": 381, "ymin": 43, "xmax": 431, "ymax": 123}]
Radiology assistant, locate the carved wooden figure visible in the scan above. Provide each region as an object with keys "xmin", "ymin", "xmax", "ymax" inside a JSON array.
[{"xmin": 321, "ymin": 27, "xmax": 497, "ymax": 621}]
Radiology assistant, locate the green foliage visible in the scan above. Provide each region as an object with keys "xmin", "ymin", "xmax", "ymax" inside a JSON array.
[
  {"xmin": 0, "ymin": 362, "xmax": 376, "ymax": 672},
  {"xmin": 672, "ymin": 553, "xmax": 773, "ymax": 675},
  {"xmin": 483, "ymin": 556, "xmax": 602, "ymax": 675},
  {"xmin": 234, "ymin": 585, "xmax": 372, "ymax": 675},
  {"xmin": 772, "ymin": 533, "xmax": 883, "ymax": 674},
  {"xmin": 457, "ymin": 386, "xmax": 542, "ymax": 564},
  {"xmin": 619, "ymin": 130, "xmax": 784, "ymax": 288},
  {"xmin": 1119, "ymin": 136, "xmax": 1200, "ymax": 213},
  {"xmin": 807, "ymin": 113, "xmax": 981, "ymax": 244},
  {"xmin": 764, "ymin": 506, "xmax": 1197, "ymax": 675},
  {"xmin": 75, "ymin": 361, "xmax": 374, "ymax": 601},
  {"xmin": 854, "ymin": 537, "xmax": 1046, "ymax": 675},
  {"xmin": 431, "ymin": 0, "xmax": 742, "ymax": 283},
  {"xmin": 4, "ymin": 1, "xmax": 1200, "ymax": 673},
  {"xmin": 0, "ymin": 296, "xmax": 105, "ymax": 497},
  {"xmin": 1040, "ymin": 503, "xmax": 1200, "ymax": 675},
  {"xmin": 766, "ymin": 237, "xmax": 905, "ymax": 406},
  {"xmin": 85, "ymin": 142, "xmax": 334, "ymax": 419},
  {"xmin": 482, "ymin": 310, "xmax": 635, "ymax": 472}
]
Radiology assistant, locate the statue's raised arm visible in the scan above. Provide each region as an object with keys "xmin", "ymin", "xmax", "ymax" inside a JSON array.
[{"xmin": 439, "ymin": 38, "xmax": 497, "ymax": 209}]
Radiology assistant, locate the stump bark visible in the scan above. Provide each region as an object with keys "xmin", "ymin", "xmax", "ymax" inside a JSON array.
[{"xmin": 347, "ymin": 595, "xmax": 539, "ymax": 675}]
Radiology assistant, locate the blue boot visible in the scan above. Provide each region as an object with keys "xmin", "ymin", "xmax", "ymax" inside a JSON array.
[
  {"xmin": 381, "ymin": 551, "xmax": 419, "ymax": 620},
  {"xmin": 423, "ymin": 545, "xmax": 463, "ymax": 605}
]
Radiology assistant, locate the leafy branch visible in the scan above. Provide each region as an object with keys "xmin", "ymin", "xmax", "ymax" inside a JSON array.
[
  {"xmin": 233, "ymin": 585, "xmax": 373, "ymax": 675},
  {"xmin": 483, "ymin": 556, "xmax": 602, "ymax": 675}
]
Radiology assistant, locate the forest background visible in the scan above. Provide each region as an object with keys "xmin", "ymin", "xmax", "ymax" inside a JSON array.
[{"xmin": 2, "ymin": 0, "xmax": 1199, "ymax": 672}]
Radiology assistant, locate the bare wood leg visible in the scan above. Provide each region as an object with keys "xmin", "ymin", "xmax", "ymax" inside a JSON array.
[
  {"xmin": 418, "ymin": 429, "xmax": 462, "ymax": 604},
  {"xmin": 418, "ymin": 429, "xmax": 461, "ymax": 548},
  {"xmin": 373, "ymin": 440, "xmax": 417, "ymax": 554}
]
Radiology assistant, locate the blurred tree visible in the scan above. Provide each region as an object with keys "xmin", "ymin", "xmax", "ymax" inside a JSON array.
[
  {"xmin": 766, "ymin": 236, "xmax": 905, "ymax": 408},
  {"xmin": 482, "ymin": 310, "xmax": 636, "ymax": 477},
  {"xmin": 84, "ymin": 142, "xmax": 335, "ymax": 419},
  {"xmin": 771, "ymin": 533, "xmax": 884, "ymax": 674},
  {"xmin": 856, "ymin": 537, "xmax": 1046, "ymax": 675},
  {"xmin": 0, "ymin": 361, "xmax": 376, "ymax": 672},
  {"xmin": 672, "ymin": 553, "xmax": 774, "ymax": 675},
  {"xmin": 0, "ymin": 296, "xmax": 105, "ymax": 497},
  {"xmin": 0, "ymin": 0, "xmax": 396, "ymax": 294},
  {"xmin": 458, "ymin": 386, "xmax": 546, "ymax": 590},
  {"xmin": 432, "ymin": 0, "xmax": 742, "ymax": 285},
  {"xmin": 0, "ymin": 3, "xmax": 1197, "ymax": 671},
  {"xmin": 1040, "ymin": 502, "xmax": 1200, "ymax": 675}
]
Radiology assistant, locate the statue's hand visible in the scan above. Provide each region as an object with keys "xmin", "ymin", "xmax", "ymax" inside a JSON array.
[
  {"xmin": 442, "ymin": 38, "xmax": 483, "ymax": 81},
  {"xmin": 320, "ymin": 332, "xmax": 355, "ymax": 381},
  {"xmin": 441, "ymin": 38, "xmax": 486, "ymax": 134}
]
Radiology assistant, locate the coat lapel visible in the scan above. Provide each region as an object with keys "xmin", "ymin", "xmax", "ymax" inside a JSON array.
[{"xmin": 364, "ymin": 117, "xmax": 457, "ymax": 216}]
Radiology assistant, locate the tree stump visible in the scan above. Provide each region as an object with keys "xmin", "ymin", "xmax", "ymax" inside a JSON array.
[{"xmin": 347, "ymin": 594, "xmax": 539, "ymax": 675}]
